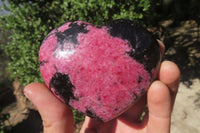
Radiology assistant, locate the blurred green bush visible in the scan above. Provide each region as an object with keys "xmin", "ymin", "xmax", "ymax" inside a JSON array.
[{"xmin": 0, "ymin": 0, "xmax": 157, "ymax": 85}]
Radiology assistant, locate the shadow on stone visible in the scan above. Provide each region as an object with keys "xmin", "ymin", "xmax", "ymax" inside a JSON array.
[
  {"xmin": 163, "ymin": 21, "xmax": 200, "ymax": 88},
  {"xmin": 4, "ymin": 109, "xmax": 43, "ymax": 133}
]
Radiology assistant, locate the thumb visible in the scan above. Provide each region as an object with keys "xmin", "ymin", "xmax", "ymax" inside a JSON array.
[{"xmin": 24, "ymin": 83, "xmax": 74, "ymax": 133}]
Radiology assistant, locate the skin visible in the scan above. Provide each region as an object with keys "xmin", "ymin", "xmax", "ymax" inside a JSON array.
[{"xmin": 24, "ymin": 41, "xmax": 180, "ymax": 133}]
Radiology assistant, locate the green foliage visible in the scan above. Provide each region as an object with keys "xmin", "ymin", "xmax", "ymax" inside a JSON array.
[
  {"xmin": 60, "ymin": 0, "xmax": 153, "ymax": 25},
  {"xmin": 73, "ymin": 109, "xmax": 85, "ymax": 123},
  {"xmin": 0, "ymin": 0, "xmax": 66, "ymax": 85}
]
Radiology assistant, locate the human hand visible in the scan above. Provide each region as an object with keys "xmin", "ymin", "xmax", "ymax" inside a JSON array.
[{"xmin": 24, "ymin": 41, "xmax": 180, "ymax": 133}]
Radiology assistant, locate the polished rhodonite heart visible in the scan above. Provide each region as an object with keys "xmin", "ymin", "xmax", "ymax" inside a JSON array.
[{"xmin": 39, "ymin": 20, "xmax": 161, "ymax": 122}]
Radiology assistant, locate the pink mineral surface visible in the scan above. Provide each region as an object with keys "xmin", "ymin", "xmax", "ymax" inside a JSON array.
[{"xmin": 39, "ymin": 20, "xmax": 161, "ymax": 122}]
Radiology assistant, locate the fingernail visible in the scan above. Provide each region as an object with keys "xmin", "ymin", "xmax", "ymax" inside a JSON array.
[{"xmin": 23, "ymin": 86, "xmax": 32, "ymax": 100}]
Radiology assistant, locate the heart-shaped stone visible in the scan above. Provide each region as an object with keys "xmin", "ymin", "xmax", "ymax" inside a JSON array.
[{"xmin": 39, "ymin": 20, "xmax": 161, "ymax": 122}]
